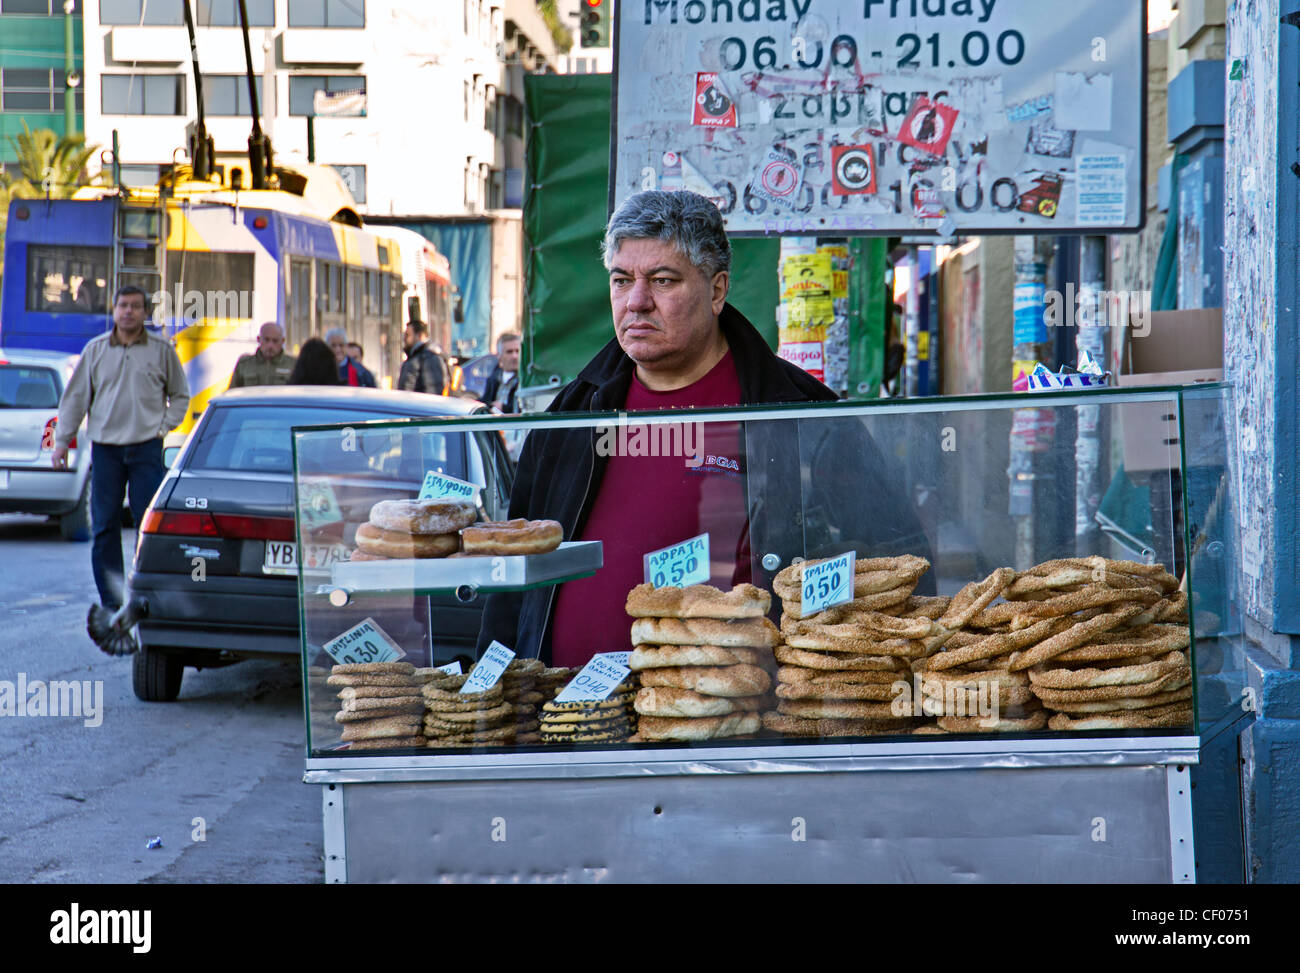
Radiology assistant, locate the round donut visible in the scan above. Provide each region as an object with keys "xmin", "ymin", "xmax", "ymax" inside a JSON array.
[
  {"xmin": 355, "ymin": 522, "xmax": 459, "ymax": 559},
  {"xmin": 369, "ymin": 498, "xmax": 477, "ymax": 535},
  {"xmin": 461, "ymin": 519, "xmax": 562, "ymax": 556}
]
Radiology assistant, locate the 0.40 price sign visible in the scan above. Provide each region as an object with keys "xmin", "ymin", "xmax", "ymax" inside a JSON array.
[{"xmin": 800, "ymin": 552, "xmax": 856, "ymax": 618}]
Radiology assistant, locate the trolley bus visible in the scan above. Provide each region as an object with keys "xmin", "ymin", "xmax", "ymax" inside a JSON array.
[{"xmin": 1, "ymin": 160, "xmax": 426, "ymax": 434}]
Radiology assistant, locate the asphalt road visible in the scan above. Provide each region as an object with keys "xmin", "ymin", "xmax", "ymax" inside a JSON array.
[{"xmin": 0, "ymin": 514, "xmax": 323, "ymax": 883}]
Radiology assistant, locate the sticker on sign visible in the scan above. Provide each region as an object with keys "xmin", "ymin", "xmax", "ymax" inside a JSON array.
[
  {"xmin": 460, "ymin": 640, "xmax": 515, "ymax": 694},
  {"xmin": 800, "ymin": 552, "xmax": 856, "ymax": 618},
  {"xmin": 322, "ymin": 617, "xmax": 407, "ymax": 666},
  {"xmin": 419, "ymin": 470, "xmax": 479, "ymax": 501},
  {"xmin": 643, "ymin": 533, "xmax": 710, "ymax": 588},
  {"xmin": 554, "ymin": 655, "xmax": 632, "ymax": 703}
]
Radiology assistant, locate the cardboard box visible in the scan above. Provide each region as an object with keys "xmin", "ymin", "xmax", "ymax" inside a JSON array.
[{"xmin": 1114, "ymin": 309, "xmax": 1224, "ymax": 473}]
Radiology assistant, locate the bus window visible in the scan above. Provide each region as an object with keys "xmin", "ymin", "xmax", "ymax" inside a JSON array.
[
  {"xmin": 288, "ymin": 257, "xmax": 313, "ymax": 347},
  {"xmin": 25, "ymin": 245, "xmax": 110, "ymax": 314}
]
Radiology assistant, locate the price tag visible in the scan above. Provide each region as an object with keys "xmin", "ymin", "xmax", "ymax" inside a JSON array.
[
  {"xmin": 435, "ymin": 661, "xmax": 463, "ymax": 675},
  {"xmin": 322, "ymin": 617, "xmax": 406, "ymax": 666},
  {"xmin": 419, "ymin": 470, "xmax": 480, "ymax": 502},
  {"xmin": 642, "ymin": 533, "xmax": 710, "ymax": 588},
  {"xmin": 299, "ymin": 478, "xmax": 343, "ymax": 530},
  {"xmin": 800, "ymin": 552, "xmax": 856, "ymax": 618},
  {"xmin": 460, "ymin": 640, "xmax": 515, "ymax": 694},
  {"xmin": 593, "ymin": 651, "xmax": 630, "ymax": 668},
  {"xmin": 553, "ymin": 655, "xmax": 632, "ymax": 703}
]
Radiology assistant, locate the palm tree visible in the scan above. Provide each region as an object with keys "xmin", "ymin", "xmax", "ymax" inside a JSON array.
[{"xmin": 0, "ymin": 122, "xmax": 100, "ymax": 277}]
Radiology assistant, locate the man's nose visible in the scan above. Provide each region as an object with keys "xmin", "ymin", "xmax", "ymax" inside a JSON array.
[{"xmin": 626, "ymin": 279, "xmax": 654, "ymax": 311}]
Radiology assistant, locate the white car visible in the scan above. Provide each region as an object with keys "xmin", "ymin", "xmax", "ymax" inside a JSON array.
[{"xmin": 0, "ymin": 348, "xmax": 91, "ymax": 540}]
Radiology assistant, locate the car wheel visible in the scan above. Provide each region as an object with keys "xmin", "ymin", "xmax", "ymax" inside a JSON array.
[
  {"xmin": 132, "ymin": 645, "xmax": 184, "ymax": 702},
  {"xmin": 59, "ymin": 478, "xmax": 92, "ymax": 542}
]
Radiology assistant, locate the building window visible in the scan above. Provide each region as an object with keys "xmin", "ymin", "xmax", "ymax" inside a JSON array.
[
  {"xmin": 1, "ymin": 0, "xmax": 80, "ymax": 13},
  {"xmin": 102, "ymin": 74, "xmax": 184, "ymax": 115},
  {"xmin": 289, "ymin": 75, "xmax": 365, "ymax": 115},
  {"xmin": 195, "ymin": 0, "xmax": 274, "ymax": 26},
  {"xmin": 502, "ymin": 94, "xmax": 523, "ymax": 138},
  {"xmin": 1, "ymin": 69, "xmax": 83, "ymax": 113},
  {"xmin": 329, "ymin": 164, "xmax": 365, "ymax": 204},
  {"xmin": 203, "ymin": 75, "xmax": 263, "ymax": 115},
  {"xmin": 117, "ymin": 163, "xmax": 164, "ymax": 186},
  {"xmin": 100, "ymin": 0, "xmax": 182, "ymax": 25},
  {"xmin": 484, "ymin": 85, "xmax": 496, "ymax": 133},
  {"xmin": 288, "ymin": 0, "xmax": 364, "ymax": 28},
  {"xmin": 463, "ymin": 80, "xmax": 469, "ymax": 122},
  {"xmin": 464, "ymin": 159, "xmax": 475, "ymax": 209}
]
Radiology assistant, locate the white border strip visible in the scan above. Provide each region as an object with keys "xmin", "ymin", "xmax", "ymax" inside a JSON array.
[{"xmin": 1166, "ymin": 763, "xmax": 1197, "ymax": 884}]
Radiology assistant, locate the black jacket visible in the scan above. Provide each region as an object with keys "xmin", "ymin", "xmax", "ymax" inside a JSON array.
[
  {"xmin": 398, "ymin": 341, "xmax": 448, "ymax": 395},
  {"xmin": 480, "ymin": 364, "xmax": 518, "ymax": 412},
  {"xmin": 476, "ymin": 303, "xmax": 932, "ymax": 660}
]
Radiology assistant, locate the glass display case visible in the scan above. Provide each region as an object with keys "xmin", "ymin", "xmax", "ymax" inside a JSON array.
[{"xmin": 292, "ymin": 385, "xmax": 1236, "ymax": 759}]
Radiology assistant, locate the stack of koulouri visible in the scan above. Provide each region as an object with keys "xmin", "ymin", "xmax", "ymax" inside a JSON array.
[
  {"xmin": 500, "ymin": 658, "xmax": 545, "ymax": 744},
  {"xmin": 764, "ymin": 556, "xmax": 945, "ymax": 737},
  {"xmin": 327, "ymin": 662, "xmax": 426, "ymax": 750},
  {"xmin": 421, "ymin": 671, "xmax": 518, "ymax": 748},
  {"xmin": 624, "ymin": 583, "xmax": 777, "ymax": 742}
]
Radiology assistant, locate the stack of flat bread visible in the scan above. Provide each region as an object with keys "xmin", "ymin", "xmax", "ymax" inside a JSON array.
[
  {"xmin": 351, "ymin": 497, "xmax": 477, "ymax": 561},
  {"xmin": 500, "ymin": 658, "xmax": 545, "ymax": 744},
  {"xmin": 765, "ymin": 556, "xmax": 938, "ymax": 737},
  {"xmin": 916, "ymin": 556, "xmax": 1191, "ymax": 733},
  {"xmin": 624, "ymin": 583, "xmax": 777, "ymax": 742},
  {"xmin": 327, "ymin": 662, "xmax": 426, "ymax": 750},
  {"xmin": 540, "ymin": 681, "xmax": 638, "ymax": 744},
  {"xmin": 421, "ymin": 670, "xmax": 519, "ymax": 747}
]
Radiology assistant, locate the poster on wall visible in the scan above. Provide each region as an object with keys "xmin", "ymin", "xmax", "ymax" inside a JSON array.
[{"xmin": 611, "ymin": 0, "xmax": 1147, "ymax": 236}]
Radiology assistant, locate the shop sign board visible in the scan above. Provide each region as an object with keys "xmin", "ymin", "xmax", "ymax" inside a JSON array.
[{"xmin": 611, "ymin": 0, "xmax": 1146, "ymax": 236}]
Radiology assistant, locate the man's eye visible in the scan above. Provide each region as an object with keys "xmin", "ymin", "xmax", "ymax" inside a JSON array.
[{"xmin": 653, "ymin": 278, "xmax": 675, "ymax": 286}]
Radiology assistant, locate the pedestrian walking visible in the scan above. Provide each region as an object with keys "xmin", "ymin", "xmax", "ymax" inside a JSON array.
[
  {"xmin": 288, "ymin": 338, "xmax": 344, "ymax": 385},
  {"xmin": 397, "ymin": 319, "xmax": 450, "ymax": 395},
  {"xmin": 228, "ymin": 321, "xmax": 296, "ymax": 388},
  {"xmin": 325, "ymin": 327, "xmax": 376, "ymax": 387},
  {"xmin": 52, "ymin": 285, "xmax": 190, "ymax": 618}
]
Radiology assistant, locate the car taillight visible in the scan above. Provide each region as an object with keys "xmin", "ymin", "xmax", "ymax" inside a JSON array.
[
  {"xmin": 209, "ymin": 514, "xmax": 294, "ymax": 541},
  {"xmin": 140, "ymin": 510, "xmax": 219, "ymax": 536}
]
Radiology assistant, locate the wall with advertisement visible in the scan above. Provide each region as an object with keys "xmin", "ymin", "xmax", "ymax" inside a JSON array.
[{"xmin": 612, "ymin": 0, "xmax": 1147, "ymax": 236}]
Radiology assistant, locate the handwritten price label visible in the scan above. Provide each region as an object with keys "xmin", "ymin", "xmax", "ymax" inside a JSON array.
[
  {"xmin": 593, "ymin": 651, "xmax": 630, "ymax": 668},
  {"xmin": 419, "ymin": 470, "xmax": 479, "ymax": 502},
  {"xmin": 322, "ymin": 617, "xmax": 406, "ymax": 666},
  {"xmin": 299, "ymin": 478, "xmax": 343, "ymax": 530},
  {"xmin": 435, "ymin": 660, "xmax": 463, "ymax": 675},
  {"xmin": 643, "ymin": 533, "xmax": 710, "ymax": 588},
  {"xmin": 460, "ymin": 640, "xmax": 515, "ymax": 694},
  {"xmin": 554, "ymin": 655, "xmax": 631, "ymax": 703},
  {"xmin": 800, "ymin": 552, "xmax": 856, "ymax": 618}
]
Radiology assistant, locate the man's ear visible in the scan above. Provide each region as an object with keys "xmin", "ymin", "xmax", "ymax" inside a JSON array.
[{"xmin": 711, "ymin": 271, "xmax": 730, "ymax": 315}]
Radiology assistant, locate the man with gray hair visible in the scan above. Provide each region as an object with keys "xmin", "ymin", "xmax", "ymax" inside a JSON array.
[
  {"xmin": 325, "ymin": 327, "xmax": 376, "ymax": 387},
  {"xmin": 478, "ymin": 191, "xmax": 929, "ymax": 667}
]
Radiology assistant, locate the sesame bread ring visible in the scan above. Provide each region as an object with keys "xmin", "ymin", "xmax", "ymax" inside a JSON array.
[
  {"xmin": 911, "ymin": 665, "xmax": 1030, "ymax": 690},
  {"xmin": 368, "ymin": 497, "xmax": 477, "ymax": 535},
  {"xmin": 1155, "ymin": 592, "xmax": 1189, "ymax": 623},
  {"xmin": 776, "ymin": 681, "xmax": 900, "ymax": 702},
  {"xmin": 921, "ymin": 568, "xmax": 1015, "ymax": 652},
  {"xmin": 1031, "ymin": 668, "xmax": 1191, "ymax": 704},
  {"xmin": 339, "ymin": 695, "xmax": 424, "ymax": 713},
  {"xmin": 638, "ymin": 664, "xmax": 772, "ymax": 697},
  {"xmin": 327, "ymin": 672, "xmax": 421, "ymax": 688},
  {"xmin": 634, "ymin": 687, "xmax": 766, "ymax": 717},
  {"xmin": 901, "ymin": 596, "xmax": 952, "ymax": 620},
  {"xmin": 629, "ymin": 644, "xmax": 769, "ymax": 670},
  {"xmin": 1029, "ymin": 650, "xmax": 1189, "ymax": 689},
  {"xmin": 1040, "ymin": 685, "xmax": 1193, "ymax": 714},
  {"xmin": 937, "ymin": 711, "xmax": 1048, "ymax": 733},
  {"xmin": 1047, "ymin": 707, "xmax": 1192, "ymax": 731},
  {"xmin": 772, "ymin": 555, "xmax": 930, "ymax": 598},
  {"xmin": 332, "ymin": 662, "xmax": 415, "ymax": 675},
  {"xmin": 339, "ymin": 715, "xmax": 424, "ymax": 741},
  {"xmin": 781, "ymin": 610, "xmax": 933, "ymax": 640},
  {"xmin": 923, "ymin": 617, "xmax": 1071, "ymax": 671},
  {"xmin": 630, "ymin": 616, "xmax": 780, "ymax": 648},
  {"xmin": 347, "ymin": 736, "xmax": 426, "ymax": 750},
  {"xmin": 777, "ymin": 666, "xmax": 902, "ymax": 685},
  {"xmin": 774, "ymin": 644, "xmax": 910, "ymax": 671},
  {"xmin": 424, "ymin": 701, "xmax": 515, "ymax": 724},
  {"xmin": 634, "ymin": 713, "xmax": 760, "ymax": 741},
  {"xmin": 1053, "ymin": 627, "xmax": 1190, "ymax": 664},
  {"xmin": 355, "ymin": 522, "xmax": 459, "ymax": 559},
  {"xmin": 461, "ymin": 519, "xmax": 562, "ymax": 555},
  {"xmin": 335, "ymin": 706, "xmax": 425, "ymax": 722},
  {"xmin": 760, "ymin": 712, "xmax": 918, "ymax": 736},
  {"xmin": 625, "ymin": 582, "xmax": 772, "ymax": 619},
  {"xmin": 784, "ymin": 631, "xmax": 928, "ymax": 658},
  {"xmin": 776, "ymin": 698, "xmax": 904, "ymax": 720},
  {"xmin": 1007, "ymin": 604, "xmax": 1148, "ymax": 671}
]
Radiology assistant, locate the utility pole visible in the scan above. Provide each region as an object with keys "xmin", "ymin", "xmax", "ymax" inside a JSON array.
[{"xmin": 63, "ymin": 0, "xmax": 79, "ymax": 137}]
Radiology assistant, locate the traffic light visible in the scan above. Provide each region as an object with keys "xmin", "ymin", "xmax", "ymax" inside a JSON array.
[{"xmin": 581, "ymin": 0, "xmax": 610, "ymax": 48}]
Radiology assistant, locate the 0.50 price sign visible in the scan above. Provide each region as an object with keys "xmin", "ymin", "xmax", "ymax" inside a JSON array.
[
  {"xmin": 800, "ymin": 552, "xmax": 856, "ymax": 618},
  {"xmin": 643, "ymin": 533, "xmax": 710, "ymax": 588}
]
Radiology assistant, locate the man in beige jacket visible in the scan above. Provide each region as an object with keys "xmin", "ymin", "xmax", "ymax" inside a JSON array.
[{"xmin": 54, "ymin": 285, "xmax": 190, "ymax": 613}]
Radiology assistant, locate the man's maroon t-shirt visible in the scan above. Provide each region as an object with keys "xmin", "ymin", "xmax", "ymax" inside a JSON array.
[{"xmin": 549, "ymin": 351, "xmax": 750, "ymax": 667}]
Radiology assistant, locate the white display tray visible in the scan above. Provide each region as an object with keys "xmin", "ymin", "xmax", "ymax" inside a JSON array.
[{"xmin": 326, "ymin": 541, "xmax": 603, "ymax": 595}]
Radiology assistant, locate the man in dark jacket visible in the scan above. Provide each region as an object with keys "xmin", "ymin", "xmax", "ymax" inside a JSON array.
[
  {"xmin": 477, "ymin": 191, "xmax": 930, "ymax": 664},
  {"xmin": 398, "ymin": 319, "xmax": 449, "ymax": 395},
  {"xmin": 479, "ymin": 332, "xmax": 521, "ymax": 413}
]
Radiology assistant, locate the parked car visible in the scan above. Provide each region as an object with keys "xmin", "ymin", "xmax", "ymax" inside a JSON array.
[
  {"xmin": 0, "ymin": 349, "xmax": 91, "ymax": 540},
  {"xmin": 129, "ymin": 386, "xmax": 513, "ymax": 702},
  {"xmin": 452, "ymin": 353, "xmax": 498, "ymax": 401}
]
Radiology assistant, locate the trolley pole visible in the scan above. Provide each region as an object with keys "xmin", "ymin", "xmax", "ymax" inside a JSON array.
[{"xmin": 62, "ymin": 0, "xmax": 77, "ymax": 137}]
